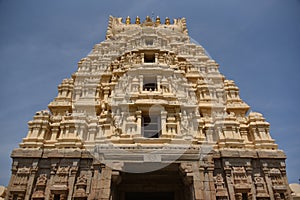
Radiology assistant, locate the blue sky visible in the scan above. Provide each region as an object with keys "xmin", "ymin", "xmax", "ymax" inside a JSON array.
[{"xmin": 0, "ymin": 0, "xmax": 299, "ymax": 186}]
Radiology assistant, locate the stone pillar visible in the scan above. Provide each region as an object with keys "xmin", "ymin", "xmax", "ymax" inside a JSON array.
[
  {"xmin": 99, "ymin": 166, "xmax": 112, "ymax": 200},
  {"xmin": 263, "ymin": 164, "xmax": 275, "ymax": 200},
  {"xmin": 280, "ymin": 162, "xmax": 292, "ymax": 199},
  {"xmin": 141, "ymin": 53, "xmax": 144, "ymax": 63},
  {"xmin": 176, "ymin": 113, "xmax": 181, "ymax": 135},
  {"xmin": 180, "ymin": 162, "xmax": 201, "ymax": 200},
  {"xmin": 25, "ymin": 161, "xmax": 39, "ymax": 200},
  {"xmin": 205, "ymin": 127, "xmax": 214, "ymax": 142},
  {"xmin": 45, "ymin": 162, "xmax": 58, "ymax": 200},
  {"xmin": 203, "ymin": 170, "xmax": 211, "ymax": 200},
  {"xmin": 155, "ymin": 53, "xmax": 159, "ymax": 64},
  {"xmin": 50, "ymin": 125, "xmax": 59, "ymax": 141},
  {"xmin": 161, "ymin": 111, "xmax": 167, "ymax": 136},
  {"xmin": 195, "ymin": 165, "xmax": 204, "ymax": 200},
  {"xmin": 224, "ymin": 162, "xmax": 235, "ymax": 200},
  {"xmin": 245, "ymin": 163, "xmax": 255, "ymax": 200},
  {"xmin": 207, "ymin": 163, "xmax": 216, "ymax": 200},
  {"xmin": 67, "ymin": 161, "xmax": 79, "ymax": 200},
  {"xmin": 136, "ymin": 111, "xmax": 142, "ymax": 137},
  {"xmin": 89, "ymin": 164, "xmax": 102, "ymax": 200},
  {"xmin": 157, "ymin": 75, "xmax": 161, "ymax": 92},
  {"xmin": 5, "ymin": 161, "xmax": 18, "ymax": 200},
  {"xmin": 139, "ymin": 75, "xmax": 143, "ymax": 92}
]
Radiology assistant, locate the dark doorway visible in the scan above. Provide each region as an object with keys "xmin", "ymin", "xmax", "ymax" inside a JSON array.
[
  {"xmin": 142, "ymin": 114, "xmax": 161, "ymax": 138},
  {"xmin": 125, "ymin": 192, "xmax": 174, "ymax": 200},
  {"xmin": 114, "ymin": 164, "xmax": 191, "ymax": 200}
]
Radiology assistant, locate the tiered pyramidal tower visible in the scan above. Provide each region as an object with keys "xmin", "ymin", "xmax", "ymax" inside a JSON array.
[{"xmin": 6, "ymin": 16, "xmax": 291, "ymax": 200}]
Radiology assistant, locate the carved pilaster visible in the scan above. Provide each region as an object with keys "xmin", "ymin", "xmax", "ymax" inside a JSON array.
[
  {"xmin": 98, "ymin": 166, "xmax": 112, "ymax": 200},
  {"xmin": 202, "ymin": 158, "xmax": 215, "ymax": 200},
  {"xmin": 224, "ymin": 161, "xmax": 235, "ymax": 200},
  {"xmin": 5, "ymin": 161, "xmax": 18, "ymax": 200},
  {"xmin": 139, "ymin": 75, "xmax": 143, "ymax": 93},
  {"xmin": 198, "ymin": 165, "xmax": 205, "ymax": 200},
  {"xmin": 135, "ymin": 111, "xmax": 142, "ymax": 137},
  {"xmin": 245, "ymin": 162, "xmax": 255, "ymax": 200},
  {"xmin": 263, "ymin": 164, "xmax": 275, "ymax": 200},
  {"xmin": 161, "ymin": 111, "xmax": 167, "ymax": 136},
  {"xmin": 214, "ymin": 173, "xmax": 228, "ymax": 199},
  {"xmin": 25, "ymin": 161, "xmax": 39, "ymax": 200},
  {"xmin": 67, "ymin": 161, "xmax": 79, "ymax": 200},
  {"xmin": 45, "ymin": 162, "xmax": 58, "ymax": 200},
  {"xmin": 208, "ymin": 168, "xmax": 216, "ymax": 200},
  {"xmin": 180, "ymin": 162, "xmax": 199, "ymax": 200}
]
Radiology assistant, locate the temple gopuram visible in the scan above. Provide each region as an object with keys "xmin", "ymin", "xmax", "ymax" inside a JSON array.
[{"xmin": 5, "ymin": 16, "xmax": 291, "ymax": 200}]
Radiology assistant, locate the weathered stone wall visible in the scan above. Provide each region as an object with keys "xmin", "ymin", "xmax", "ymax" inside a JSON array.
[{"xmin": 5, "ymin": 149, "xmax": 291, "ymax": 200}]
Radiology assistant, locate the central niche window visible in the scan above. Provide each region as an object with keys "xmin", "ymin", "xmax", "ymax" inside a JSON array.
[
  {"xmin": 54, "ymin": 194, "xmax": 61, "ymax": 200},
  {"xmin": 143, "ymin": 76, "xmax": 157, "ymax": 91},
  {"xmin": 145, "ymin": 39, "xmax": 154, "ymax": 46},
  {"xmin": 142, "ymin": 113, "xmax": 161, "ymax": 138},
  {"xmin": 144, "ymin": 52, "xmax": 155, "ymax": 63}
]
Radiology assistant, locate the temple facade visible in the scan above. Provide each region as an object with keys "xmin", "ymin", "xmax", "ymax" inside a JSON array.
[{"xmin": 5, "ymin": 16, "xmax": 291, "ymax": 200}]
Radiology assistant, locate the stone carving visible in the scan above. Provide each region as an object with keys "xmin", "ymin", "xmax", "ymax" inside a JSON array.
[
  {"xmin": 32, "ymin": 174, "xmax": 47, "ymax": 199},
  {"xmin": 73, "ymin": 175, "xmax": 87, "ymax": 198},
  {"xmin": 36, "ymin": 174, "xmax": 47, "ymax": 186},
  {"xmin": 164, "ymin": 52, "xmax": 175, "ymax": 65},
  {"xmin": 214, "ymin": 174, "xmax": 228, "ymax": 197},
  {"xmin": 53, "ymin": 166, "xmax": 70, "ymax": 185},
  {"xmin": 106, "ymin": 16, "xmax": 124, "ymax": 39},
  {"xmin": 269, "ymin": 168, "xmax": 287, "ymax": 193},
  {"xmin": 232, "ymin": 167, "xmax": 251, "ymax": 190},
  {"xmin": 106, "ymin": 16, "xmax": 188, "ymax": 39},
  {"xmin": 13, "ymin": 167, "xmax": 30, "ymax": 187},
  {"xmin": 112, "ymin": 109, "xmax": 124, "ymax": 136},
  {"xmin": 173, "ymin": 18, "xmax": 188, "ymax": 35},
  {"xmin": 254, "ymin": 174, "xmax": 268, "ymax": 197},
  {"xmin": 179, "ymin": 111, "xmax": 189, "ymax": 134},
  {"xmin": 180, "ymin": 163, "xmax": 193, "ymax": 174}
]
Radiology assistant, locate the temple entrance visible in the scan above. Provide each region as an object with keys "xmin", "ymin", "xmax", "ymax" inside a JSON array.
[
  {"xmin": 125, "ymin": 192, "xmax": 174, "ymax": 200},
  {"xmin": 112, "ymin": 163, "xmax": 192, "ymax": 200}
]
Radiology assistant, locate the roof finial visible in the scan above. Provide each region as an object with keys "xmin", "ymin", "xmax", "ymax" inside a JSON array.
[
  {"xmin": 135, "ymin": 16, "xmax": 140, "ymax": 24},
  {"xmin": 125, "ymin": 16, "xmax": 131, "ymax": 25},
  {"xmin": 165, "ymin": 17, "xmax": 170, "ymax": 25},
  {"xmin": 156, "ymin": 16, "xmax": 161, "ymax": 25},
  {"xmin": 145, "ymin": 16, "xmax": 152, "ymax": 22}
]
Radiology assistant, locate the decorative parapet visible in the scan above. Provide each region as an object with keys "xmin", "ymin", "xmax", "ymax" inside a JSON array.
[{"xmin": 106, "ymin": 16, "xmax": 188, "ymax": 39}]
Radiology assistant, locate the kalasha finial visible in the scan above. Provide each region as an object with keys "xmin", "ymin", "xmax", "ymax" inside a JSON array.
[
  {"xmin": 135, "ymin": 16, "xmax": 140, "ymax": 24},
  {"xmin": 125, "ymin": 16, "xmax": 131, "ymax": 25},
  {"xmin": 156, "ymin": 16, "xmax": 161, "ymax": 25},
  {"xmin": 165, "ymin": 17, "xmax": 170, "ymax": 25},
  {"xmin": 146, "ymin": 16, "xmax": 152, "ymax": 22}
]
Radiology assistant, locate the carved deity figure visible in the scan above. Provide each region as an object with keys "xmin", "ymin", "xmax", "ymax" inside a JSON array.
[
  {"xmin": 215, "ymin": 174, "xmax": 225, "ymax": 190},
  {"xmin": 76, "ymin": 175, "xmax": 87, "ymax": 185},
  {"xmin": 254, "ymin": 174, "xmax": 268, "ymax": 196},
  {"xmin": 113, "ymin": 109, "xmax": 124, "ymax": 130},
  {"xmin": 74, "ymin": 175, "xmax": 88, "ymax": 198},
  {"xmin": 180, "ymin": 111, "xmax": 189, "ymax": 134},
  {"xmin": 36, "ymin": 174, "xmax": 47, "ymax": 185},
  {"xmin": 235, "ymin": 193, "xmax": 242, "ymax": 200},
  {"xmin": 164, "ymin": 52, "xmax": 174, "ymax": 65}
]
